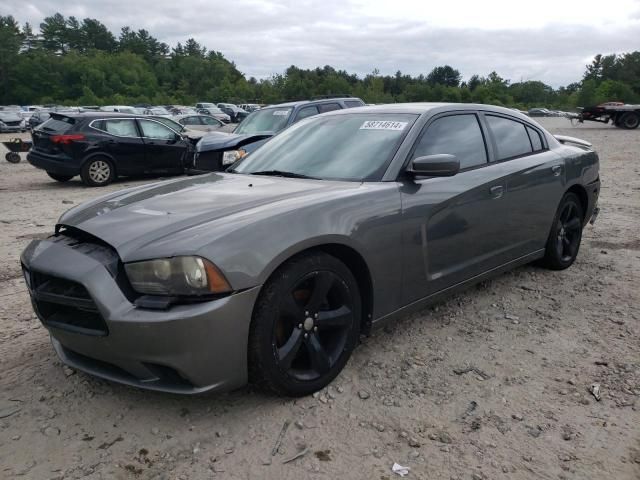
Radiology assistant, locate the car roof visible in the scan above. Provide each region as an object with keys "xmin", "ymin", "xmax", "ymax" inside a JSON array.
[
  {"xmin": 260, "ymin": 97, "xmax": 364, "ymax": 110},
  {"xmin": 51, "ymin": 111, "xmax": 140, "ymax": 119},
  {"xmin": 323, "ymin": 102, "xmax": 533, "ymax": 120}
]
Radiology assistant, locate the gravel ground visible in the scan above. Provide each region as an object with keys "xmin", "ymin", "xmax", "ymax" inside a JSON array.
[{"xmin": 0, "ymin": 118, "xmax": 638, "ymax": 480}]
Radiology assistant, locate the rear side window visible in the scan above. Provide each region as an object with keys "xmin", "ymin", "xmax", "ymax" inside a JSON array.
[
  {"xmin": 101, "ymin": 119, "xmax": 138, "ymax": 137},
  {"xmin": 344, "ymin": 100, "xmax": 364, "ymax": 108},
  {"xmin": 317, "ymin": 103, "xmax": 341, "ymax": 113},
  {"xmin": 180, "ymin": 116, "xmax": 201, "ymax": 126},
  {"xmin": 413, "ymin": 114, "xmax": 487, "ymax": 170},
  {"xmin": 294, "ymin": 106, "xmax": 319, "ymax": 123},
  {"xmin": 486, "ymin": 115, "xmax": 533, "ymax": 160},
  {"xmin": 37, "ymin": 116, "xmax": 75, "ymax": 133},
  {"xmin": 526, "ymin": 126, "xmax": 543, "ymax": 151}
]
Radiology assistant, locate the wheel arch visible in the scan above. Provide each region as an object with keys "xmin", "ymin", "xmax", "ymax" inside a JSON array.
[
  {"xmin": 566, "ymin": 183, "xmax": 588, "ymax": 222},
  {"xmin": 258, "ymin": 240, "xmax": 375, "ymax": 335}
]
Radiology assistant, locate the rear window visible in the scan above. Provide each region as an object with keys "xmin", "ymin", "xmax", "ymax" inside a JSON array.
[
  {"xmin": 36, "ymin": 116, "xmax": 75, "ymax": 133},
  {"xmin": 526, "ymin": 126, "xmax": 543, "ymax": 151}
]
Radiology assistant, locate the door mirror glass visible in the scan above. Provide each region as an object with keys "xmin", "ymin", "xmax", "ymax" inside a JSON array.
[{"xmin": 409, "ymin": 154, "xmax": 459, "ymax": 177}]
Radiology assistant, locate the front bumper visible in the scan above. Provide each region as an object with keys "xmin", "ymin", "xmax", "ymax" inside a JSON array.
[
  {"xmin": 21, "ymin": 236, "xmax": 260, "ymax": 394},
  {"xmin": 0, "ymin": 125, "xmax": 24, "ymax": 133}
]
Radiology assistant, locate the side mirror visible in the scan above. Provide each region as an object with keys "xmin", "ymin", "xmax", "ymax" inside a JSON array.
[{"xmin": 408, "ymin": 154, "xmax": 460, "ymax": 177}]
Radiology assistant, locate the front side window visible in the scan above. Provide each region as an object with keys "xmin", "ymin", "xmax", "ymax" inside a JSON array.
[
  {"xmin": 233, "ymin": 113, "xmax": 418, "ymax": 181},
  {"xmin": 293, "ymin": 106, "xmax": 319, "ymax": 123},
  {"xmin": 138, "ymin": 119, "xmax": 177, "ymax": 140},
  {"xmin": 102, "ymin": 119, "xmax": 138, "ymax": 137},
  {"xmin": 486, "ymin": 115, "xmax": 533, "ymax": 160},
  {"xmin": 413, "ymin": 114, "xmax": 487, "ymax": 170}
]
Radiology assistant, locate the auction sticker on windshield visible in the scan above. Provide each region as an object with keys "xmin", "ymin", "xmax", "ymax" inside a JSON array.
[
  {"xmin": 272, "ymin": 110, "xmax": 290, "ymax": 116},
  {"xmin": 360, "ymin": 120, "xmax": 407, "ymax": 130}
]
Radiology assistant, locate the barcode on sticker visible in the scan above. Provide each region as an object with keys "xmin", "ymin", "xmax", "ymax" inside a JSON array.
[
  {"xmin": 272, "ymin": 110, "xmax": 289, "ymax": 116},
  {"xmin": 360, "ymin": 120, "xmax": 407, "ymax": 131}
]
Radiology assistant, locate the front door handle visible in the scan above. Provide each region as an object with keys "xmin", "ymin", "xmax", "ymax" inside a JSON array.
[
  {"xmin": 551, "ymin": 165, "xmax": 562, "ymax": 176},
  {"xmin": 490, "ymin": 185, "xmax": 504, "ymax": 199}
]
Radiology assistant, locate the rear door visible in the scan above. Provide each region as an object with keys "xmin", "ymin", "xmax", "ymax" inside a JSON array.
[
  {"xmin": 137, "ymin": 118, "xmax": 188, "ymax": 172},
  {"xmin": 400, "ymin": 112, "xmax": 512, "ymax": 302},
  {"xmin": 481, "ymin": 113, "xmax": 564, "ymax": 258},
  {"xmin": 92, "ymin": 118, "xmax": 146, "ymax": 175}
]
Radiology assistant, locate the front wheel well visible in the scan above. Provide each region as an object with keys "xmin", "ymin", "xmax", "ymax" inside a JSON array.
[{"xmin": 264, "ymin": 244, "xmax": 374, "ymax": 335}]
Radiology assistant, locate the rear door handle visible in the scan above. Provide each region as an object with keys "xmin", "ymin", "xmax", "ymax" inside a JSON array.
[
  {"xmin": 490, "ymin": 185, "xmax": 504, "ymax": 199},
  {"xmin": 552, "ymin": 165, "xmax": 562, "ymax": 176}
]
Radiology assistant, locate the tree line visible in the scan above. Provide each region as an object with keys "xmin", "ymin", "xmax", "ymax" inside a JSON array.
[{"xmin": 1, "ymin": 13, "xmax": 639, "ymax": 109}]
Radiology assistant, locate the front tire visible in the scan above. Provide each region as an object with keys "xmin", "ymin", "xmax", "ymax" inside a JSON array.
[
  {"xmin": 539, "ymin": 192, "xmax": 584, "ymax": 270},
  {"xmin": 47, "ymin": 172, "xmax": 74, "ymax": 182},
  {"xmin": 248, "ymin": 252, "xmax": 361, "ymax": 396},
  {"xmin": 81, "ymin": 156, "xmax": 115, "ymax": 187}
]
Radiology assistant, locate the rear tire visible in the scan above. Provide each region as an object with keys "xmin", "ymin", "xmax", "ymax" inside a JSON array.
[
  {"xmin": 47, "ymin": 172, "xmax": 74, "ymax": 182},
  {"xmin": 618, "ymin": 112, "xmax": 639, "ymax": 130},
  {"xmin": 539, "ymin": 192, "xmax": 584, "ymax": 270},
  {"xmin": 248, "ymin": 252, "xmax": 361, "ymax": 396},
  {"xmin": 81, "ymin": 156, "xmax": 115, "ymax": 187}
]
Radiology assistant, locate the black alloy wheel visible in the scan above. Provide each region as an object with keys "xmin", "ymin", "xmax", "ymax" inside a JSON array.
[
  {"xmin": 539, "ymin": 192, "xmax": 584, "ymax": 270},
  {"xmin": 249, "ymin": 252, "xmax": 361, "ymax": 396}
]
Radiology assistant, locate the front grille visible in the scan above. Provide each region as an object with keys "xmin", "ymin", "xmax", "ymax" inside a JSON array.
[
  {"xmin": 4, "ymin": 121, "xmax": 21, "ymax": 126},
  {"xmin": 27, "ymin": 270, "xmax": 109, "ymax": 336},
  {"xmin": 194, "ymin": 151, "xmax": 223, "ymax": 171}
]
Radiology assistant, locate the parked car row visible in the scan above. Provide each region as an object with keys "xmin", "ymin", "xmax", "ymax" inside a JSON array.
[{"xmin": 26, "ymin": 97, "xmax": 366, "ymax": 186}]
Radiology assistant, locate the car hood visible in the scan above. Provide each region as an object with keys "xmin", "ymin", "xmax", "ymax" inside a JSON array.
[
  {"xmin": 196, "ymin": 132, "xmax": 273, "ymax": 152},
  {"xmin": 0, "ymin": 112, "xmax": 22, "ymax": 122},
  {"xmin": 58, "ymin": 173, "xmax": 358, "ymax": 261}
]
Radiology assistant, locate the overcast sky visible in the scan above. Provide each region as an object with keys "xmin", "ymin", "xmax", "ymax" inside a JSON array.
[{"xmin": 2, "ymin": 0, "xmax": 640, "ymax": 87}]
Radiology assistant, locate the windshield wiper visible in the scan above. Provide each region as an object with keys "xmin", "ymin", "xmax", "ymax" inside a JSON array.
[{"xmin": 249, "ymin": 170, "xmax": 318, "ymax": 180}]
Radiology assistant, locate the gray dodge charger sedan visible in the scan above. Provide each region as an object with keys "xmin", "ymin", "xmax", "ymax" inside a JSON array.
[{"xmin": 21, "ymin": 103, "xmax": 600, "ymax": 396}]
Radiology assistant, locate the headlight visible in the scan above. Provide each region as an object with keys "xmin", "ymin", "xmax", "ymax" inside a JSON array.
[
  {"xmin": 0, "ymin": 121, "xmax": 6, "ymax": 127},
  {"xmin": 222, "ymin": 149, "xmax": 247, "ymax": 166},
  {"xmin": 20, "ymin": 119, "xmax": 26, "ymax": 127},
  {"xmin": 124, "ymin": 256, "xmax": 231, "ymax": 296}
]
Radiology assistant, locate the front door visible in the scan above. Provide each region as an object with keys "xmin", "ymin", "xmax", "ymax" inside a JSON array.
[
  {"xmin": 137, "ymin": 119, "xmax": 189, "ymax": 173},
  {"xmin": 400, "ymin": 112, "xmax": 510, "ymax": 302}
]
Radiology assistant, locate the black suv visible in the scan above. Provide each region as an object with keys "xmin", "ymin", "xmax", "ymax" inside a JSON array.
[{"xmin": 28, "ymin": 112, "xmax": 191, "ymax": 186}]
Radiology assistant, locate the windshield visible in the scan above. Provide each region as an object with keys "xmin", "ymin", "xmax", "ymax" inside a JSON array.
[
  {"xmin": 233, "ymin": 113, "xmax": 417, "ymax": 181},
  {"xmin": 234, "ymin": 107, "xmax": 292, "ymax": 134}
]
